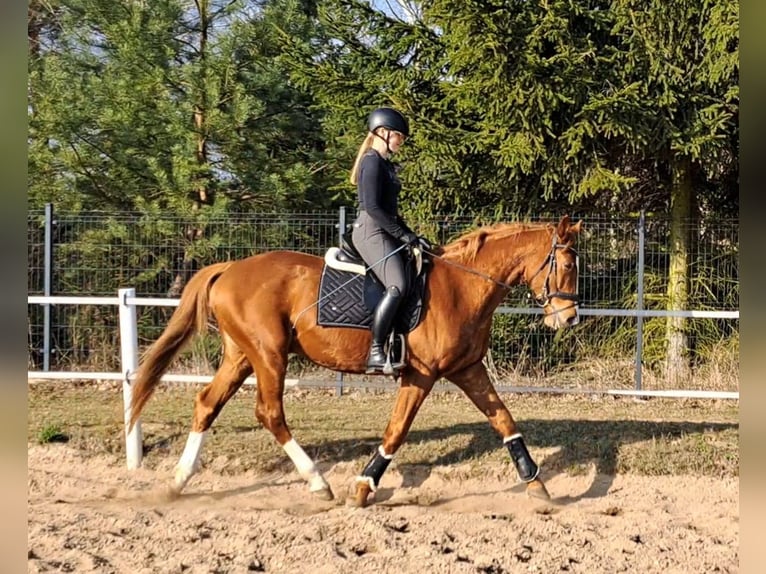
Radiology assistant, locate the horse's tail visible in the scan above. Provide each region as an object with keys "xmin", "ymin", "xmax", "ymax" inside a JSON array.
[{"xmin": 128, "ymin": 261, "xmax": 233, "ymax": 431}]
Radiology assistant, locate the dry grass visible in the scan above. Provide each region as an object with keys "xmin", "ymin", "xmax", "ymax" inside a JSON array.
[
  {"xmin": 28, "ymin": 380, "xmax": 738, "ymax": 482},
  {"xmin": 485, "ymin": 350, "xmax": 738, "ymax": 393},
  {"xmin": 41, "ymin": 332, "xmax": 739, "ymax": 394}
]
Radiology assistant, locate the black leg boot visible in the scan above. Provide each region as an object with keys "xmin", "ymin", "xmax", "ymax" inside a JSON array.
[{"xmin": 366, "ymin": 286, "xmax": 402, "ymax": 374}]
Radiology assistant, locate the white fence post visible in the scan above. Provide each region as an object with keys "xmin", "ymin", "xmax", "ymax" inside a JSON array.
[{"xmin": 118, "ymin": 288, "xmax": 143, "ymax": 469}]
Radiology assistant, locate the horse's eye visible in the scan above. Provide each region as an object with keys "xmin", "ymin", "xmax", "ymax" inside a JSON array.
[{"xmin": 563, "ymin": 261, "xmax": 574, "ymax": 271}]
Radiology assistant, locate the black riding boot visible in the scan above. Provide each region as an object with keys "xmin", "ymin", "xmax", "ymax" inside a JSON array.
[{"xmin": 366, "ymin": 286, "xmax": 403, "ymax": 373}]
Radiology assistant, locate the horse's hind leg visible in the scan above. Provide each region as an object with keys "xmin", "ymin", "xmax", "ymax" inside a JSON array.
[
  {"xmin": 247, "ymin": 342, "xmax": 334, "ymax": 501},
  {"xmin": 447, "ymin": 361, "xmax": 551, "ymax": 501},
  {"xmin": 170, "ymin": 332, "xmax": 252, "ymax": 496}
]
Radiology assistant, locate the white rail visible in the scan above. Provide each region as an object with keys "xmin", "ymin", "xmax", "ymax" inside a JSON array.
[
  {"xmin": 27, "ymin": 291, "xmax": 740, "ymax": 469},
  {"xmin": 28, "ymin": 295, "xmax": 740, "ymax": 319},
  {"xmin": 27, "ymin": 371, "xmax": 297, "ymax": 386}
]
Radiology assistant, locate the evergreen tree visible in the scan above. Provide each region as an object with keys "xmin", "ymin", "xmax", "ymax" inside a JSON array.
[
  {"xmin": 282, "ymin": 0, "xmax": 640, "ymax": 217},
  {"xmin": 28, "ymin": 0, "xmax": 330, "ymax": 214},
  {"xmin": 27, "ymin": 0, "xmax": 333, "ymax": 295},
  {"xmin": 607, "ymin": 0, "xmax": 738, "ymax": 380},
  {"xmin": 280, "ymin": 0, "xmax": 737, "ymax": 219}
]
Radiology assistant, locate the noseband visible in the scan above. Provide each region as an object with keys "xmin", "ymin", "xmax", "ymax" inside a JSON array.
[{"xmin": 527, "ymin": 232, "xmax": 580, "ymax": 308}]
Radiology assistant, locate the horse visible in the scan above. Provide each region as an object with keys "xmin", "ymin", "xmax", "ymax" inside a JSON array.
[{"xmin": 128, "ymin": 214, "xmax": 582, "ymax": 507}]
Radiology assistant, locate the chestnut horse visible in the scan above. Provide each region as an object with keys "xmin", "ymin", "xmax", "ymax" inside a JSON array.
[{"xmin": 128, "ymin": 215, "xmax": 582, "ymax": 506}]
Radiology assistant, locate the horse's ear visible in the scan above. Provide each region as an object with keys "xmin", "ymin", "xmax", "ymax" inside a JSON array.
[
  {"xmin": 557, "ymin": 215, "xmax": 583, "ymax": 241},
  {"xmin": 556, "ymin": 215, "xmax": 571, "ymax": 238}
]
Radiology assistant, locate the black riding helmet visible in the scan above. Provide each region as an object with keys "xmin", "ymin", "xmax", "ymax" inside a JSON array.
[{"xmin": 367, "ymin": 107, "xmax": 409, "ymax": 137}]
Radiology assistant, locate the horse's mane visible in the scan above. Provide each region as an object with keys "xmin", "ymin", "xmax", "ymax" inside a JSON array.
[{"xmin": 437, "ymin": 222, "xmax": 553, "ymax": 263}]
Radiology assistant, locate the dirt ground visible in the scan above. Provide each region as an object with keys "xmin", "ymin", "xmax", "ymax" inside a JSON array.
[{"xmin": 27, "ymin": 443, "xmax": 738, "ymax": 573}]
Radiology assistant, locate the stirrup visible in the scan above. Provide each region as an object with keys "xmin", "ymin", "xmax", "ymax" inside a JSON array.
[
  {"xmin": 383, "ymin": 332, "xmax": 406, "ymax": 376},
  {"xmin": 365, "ymin": 333, "xmax": 406, "ymax": 376}
]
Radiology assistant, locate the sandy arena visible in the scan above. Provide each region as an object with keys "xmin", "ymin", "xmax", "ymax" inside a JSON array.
[{"xmin": 28, "ymin": 443, "xmax": 738, "ymax": 573}]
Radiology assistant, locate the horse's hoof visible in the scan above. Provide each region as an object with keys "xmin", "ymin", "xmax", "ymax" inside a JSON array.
[
  {"xmin": 164, "ymin": 485, "xmax": 183, "ymax": 501},
  {"xmin": 526, "ymin": 478, "xmax": 551, "ymax": 501},
  {"xmin": 311, "ymin": 486, "xmax": 335, "ymax": 501},
  {"xmin": 352, "ymin": 483, "xmax": 373, "ymax": 508}
]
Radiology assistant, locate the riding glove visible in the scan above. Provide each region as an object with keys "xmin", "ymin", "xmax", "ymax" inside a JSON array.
[{"xmin": 400, "ymin": 231, "xmax": 419, "ymax": 246}]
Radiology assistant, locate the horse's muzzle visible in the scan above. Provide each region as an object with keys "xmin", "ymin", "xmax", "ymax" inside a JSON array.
[{"xmin": 543, "ymin": 303, "xmax": 579, "ymax": 329}]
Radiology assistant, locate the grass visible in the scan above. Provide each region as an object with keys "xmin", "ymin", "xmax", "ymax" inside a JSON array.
[
  {"xmin": 36, "ymin": 423, "xmax": 68, "ymax": 444},
  {"xmin": 27, "ymin": 381, "xmax": 739, "ymax": 480}
]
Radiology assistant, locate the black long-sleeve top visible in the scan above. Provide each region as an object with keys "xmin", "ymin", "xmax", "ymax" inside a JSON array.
[{"xmin": 357, "ymin": 150, "xmax": 409, "ymax": 239}]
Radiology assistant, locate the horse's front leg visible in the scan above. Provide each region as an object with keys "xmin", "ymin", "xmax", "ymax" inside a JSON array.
[
  {"xmin": 353, "ymin": 370, "xmax": 435, "ymax": 507},
  {"xmin": 447, "ymin": 361, "xmax": 551, "ymax": 501}
]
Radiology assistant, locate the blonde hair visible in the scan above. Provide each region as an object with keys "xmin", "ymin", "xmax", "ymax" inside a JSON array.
[{"xmin": 349, "ymin": 132, "xmax": 376, "ymax": 185}]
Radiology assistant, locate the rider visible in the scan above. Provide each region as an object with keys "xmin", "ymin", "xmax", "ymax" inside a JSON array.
[{"xmin": 349, "ymin": 107, "xmax": 419, "ymax": 374}]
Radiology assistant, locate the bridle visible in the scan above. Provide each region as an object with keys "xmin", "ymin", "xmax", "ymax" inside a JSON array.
[{"xmin": 526, "ymin": 231, "xmax": 580, "ymax": 309}]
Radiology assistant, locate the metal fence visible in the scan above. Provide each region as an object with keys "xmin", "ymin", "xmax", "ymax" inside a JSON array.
[{"xmin": 27, "ymin": 206, "xmax": 739, "ymax": 393}]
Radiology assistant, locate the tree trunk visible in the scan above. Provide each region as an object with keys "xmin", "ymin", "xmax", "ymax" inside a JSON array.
[
  {"xmin": 193, "ymin": 0, "xmax": 210, "ymax": 206},
  {"xmin": 664, "ymin": 153, "xmax": 692, "ymax": 384},
  {"xmin": 167, "ymin": 0, "xmax": 211, "ymax": 298},
  {"xmin": 167, "ymin": 222, "xmax": 204, "ymax": 298}
]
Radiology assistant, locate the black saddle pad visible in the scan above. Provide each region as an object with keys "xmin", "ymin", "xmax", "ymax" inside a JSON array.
[{"xmin": 317, "ymin": 266, "xmax": 426, "ymax": 332}]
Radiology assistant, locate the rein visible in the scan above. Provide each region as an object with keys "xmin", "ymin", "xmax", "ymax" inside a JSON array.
[
  {"xmin": 424, "ymin": 230, "xmax": 580, "ymax": 308},
  {"xmin": 422, "ymin": 248, "xmax": 515, "ymax": 291},
  {"xmin": 295, "ymin": 227, "xmax": 580, "ymax": 330}
]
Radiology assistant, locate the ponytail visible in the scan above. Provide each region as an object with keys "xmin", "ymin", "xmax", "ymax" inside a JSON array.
[{"xmin": 349, "ymin": 132, "xmax": 376, "ymax": 185}]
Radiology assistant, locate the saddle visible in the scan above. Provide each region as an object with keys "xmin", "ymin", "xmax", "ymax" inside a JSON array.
[{"xmin": 317, "ymin": 231, "xmax": 430, "ymax": 371}]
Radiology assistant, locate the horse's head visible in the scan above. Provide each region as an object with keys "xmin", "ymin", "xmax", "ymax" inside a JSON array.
[{"xmin": 526, "ymin": 215, "xmax": 583, "ymax": 329}]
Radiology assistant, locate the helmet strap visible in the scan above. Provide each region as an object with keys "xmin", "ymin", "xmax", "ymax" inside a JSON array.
[{"xmin": 371, "ymin": 129, "xmax": 393, "ymax": 157}]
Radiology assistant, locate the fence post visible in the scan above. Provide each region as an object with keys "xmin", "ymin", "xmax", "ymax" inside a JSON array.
[
  {"xmin": 43, "ymin": 203, "xmax": 53, "ymax": 371},
  {"xmin": 118, "ymin": 288, "xmax": 143, "ymax": 469},
  {"xmin": 634, "ymin": 211, "xmax": 646, "ymax": 390},
  {"xmin": 335, "ymin": 207, "xmax": 347, "ymax": 397}
]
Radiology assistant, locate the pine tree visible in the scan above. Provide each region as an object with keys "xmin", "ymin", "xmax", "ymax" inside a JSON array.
[{"xmin": 28, "ymin": 0, "xmax": 332, "ymax": 295}]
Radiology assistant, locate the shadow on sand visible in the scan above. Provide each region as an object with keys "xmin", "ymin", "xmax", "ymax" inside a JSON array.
[
  {"xmin": 300, "ymin": 418, "xmax": 737, "ymax": 504},
  {"xmin": 136, "ymin": 418, "xmax": 736, "ymax": 508}
]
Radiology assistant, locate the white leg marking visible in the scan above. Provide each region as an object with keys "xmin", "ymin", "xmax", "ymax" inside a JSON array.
[
  {"xmin": 173, "ymin": 431, "xmax": 207, "ymax": 492},
  {"xmin": 377, "ymin": 445, "xmax": 394, "ymax": 459},
  {"xmin": 283, "ymin": 439, "xmax": 330, "ymax": 492}
]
